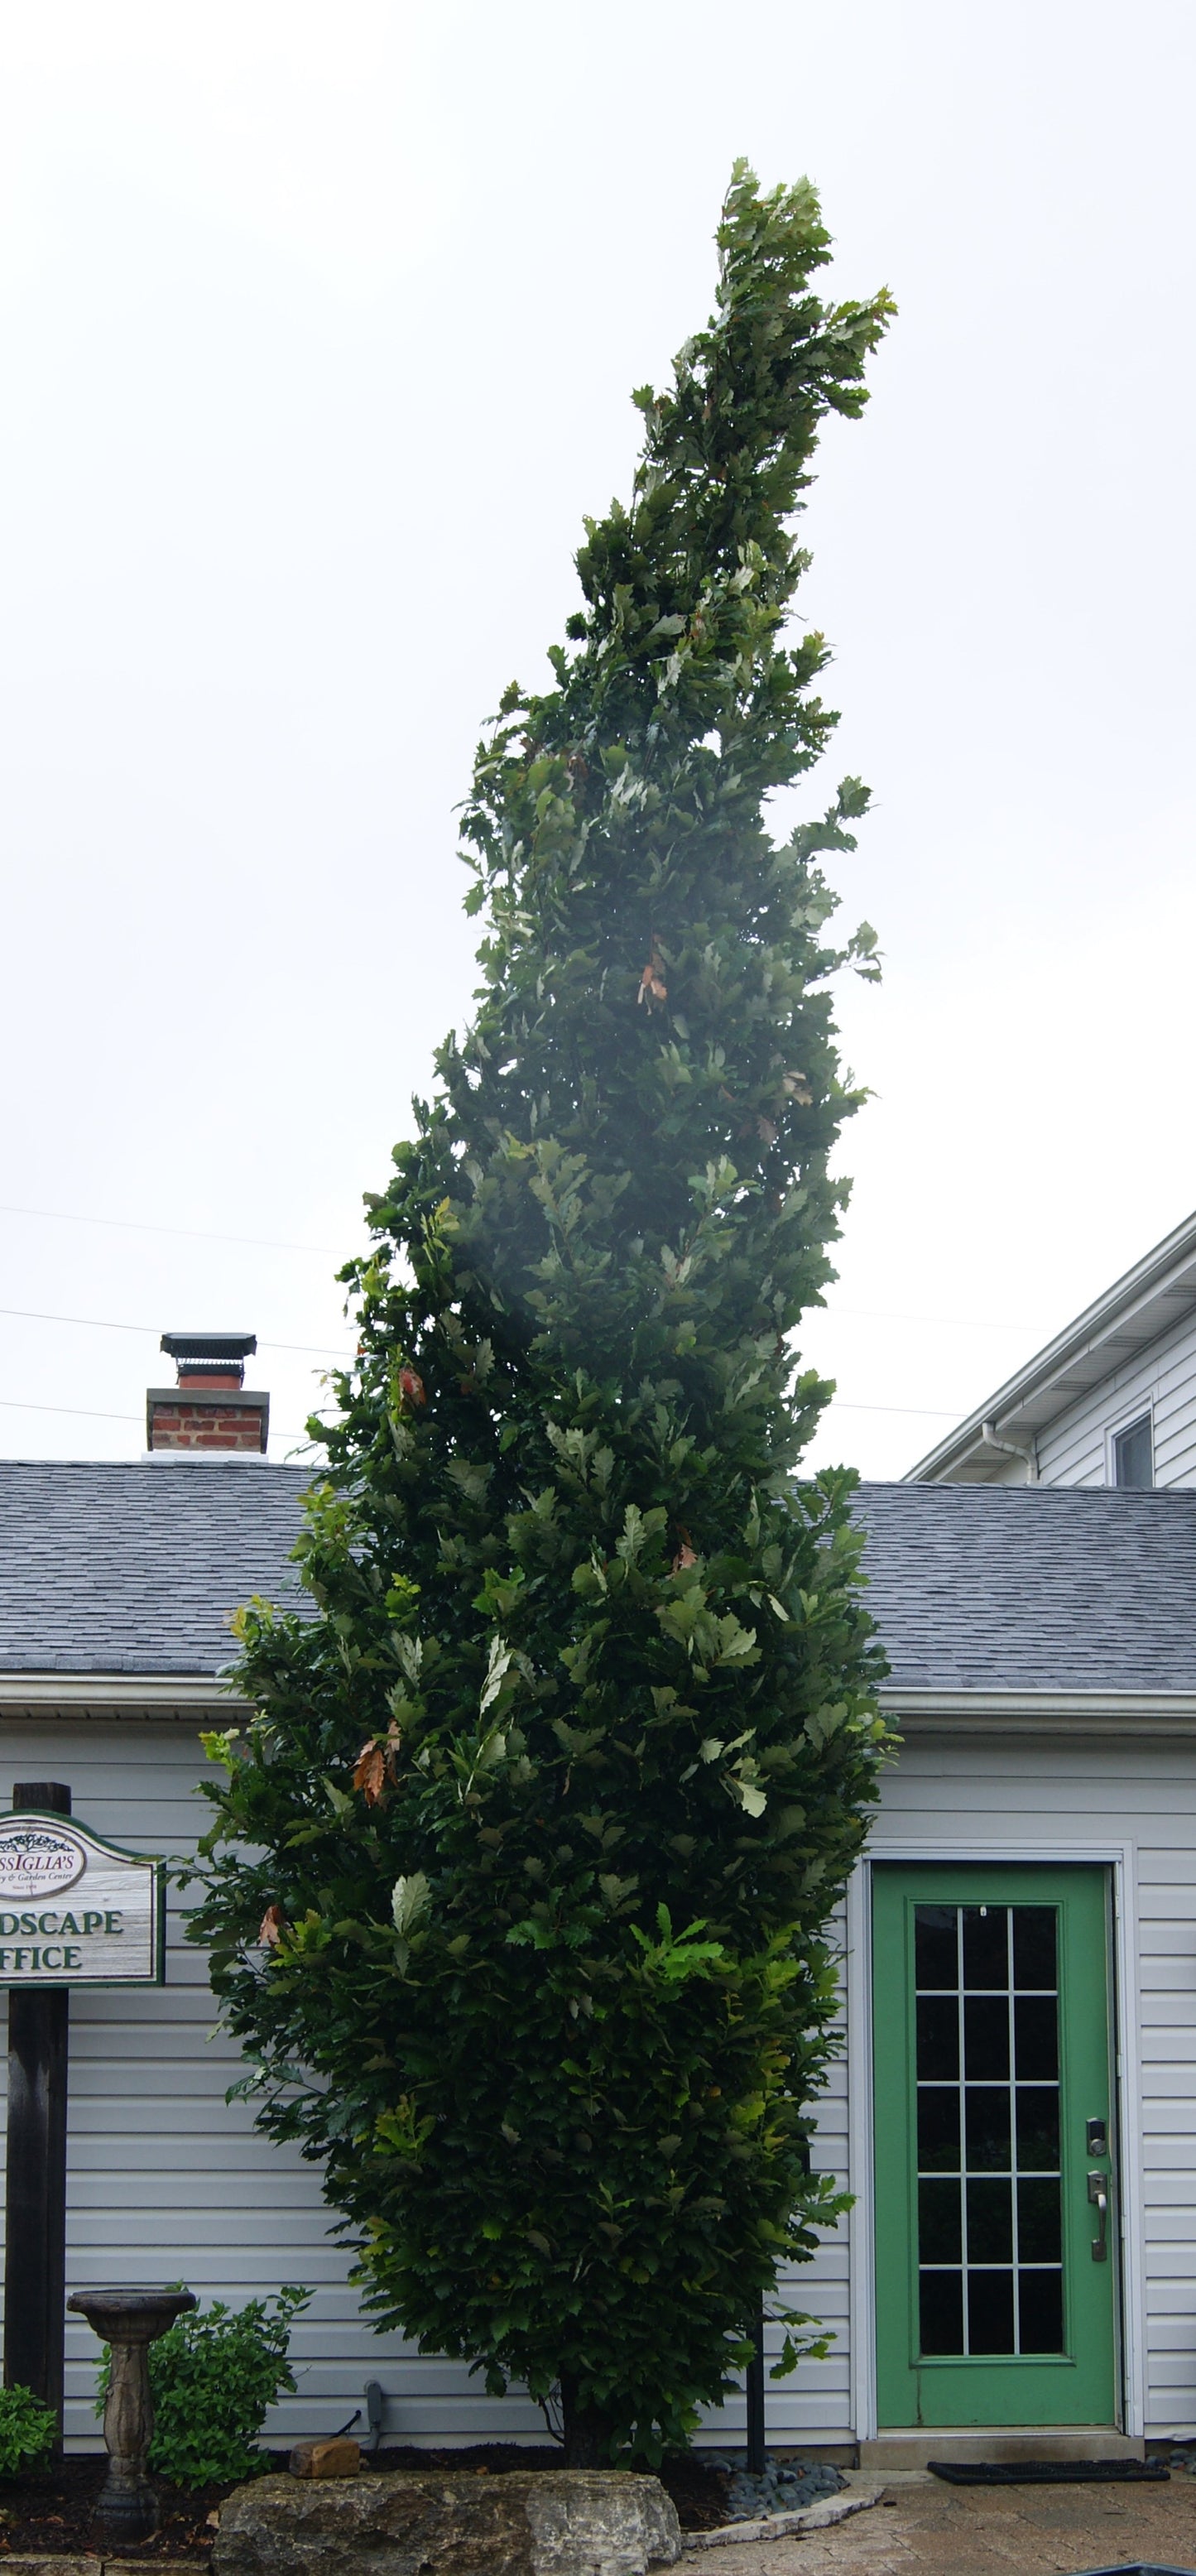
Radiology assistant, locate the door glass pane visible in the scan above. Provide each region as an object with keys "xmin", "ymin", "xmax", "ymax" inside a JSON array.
[
  {"xmin": 1016, "ymin": 2086, "xmax": 1060, "ymax": 2171},
  {"xmin": 918, "ymin": 2086, "xmax": 960, "ymax": 2171},
  {"xmin": 967, "ymin": 2177, "xmax": 1012, "ymax": 2261},
  {"xmin": 963, "ymin": 1906, "xmax": 1009, "ymax": 1988},
  {"xmin": 1019, "ymin": 2267, "xmax": 1064, "ymax": 2353},
  {"xmin": 920, "ymin": 2269, "xmax": 963, "ymax": 2356},
  {"xmin": 1012, "ymin": 1907, "xmax": 1056, "ymax": 1990},
  {"xmin": 1014, "ymin": 1995, "xmax": 1058, "ymax": 2079},
  {"xmin": 916, "ymin": 1995, "xmax": 960, "ymax": 2080},
  {"xmin": 919, "ymin": 2177, "xmax": 962, "ymax": 2261},
  {"xmin": 1018, "ymin": 2176, "xmax": 1062, "ymax": 2263},
  {"xmin": 964, "ymin": 1994, "xmax": 1010, "ymax": 2079},
  {"xmin": 968, "ymin": 2268, "xmax": 1015, "ymax": 2353},
  {"xmin": 915, "ymin": 1906, "xmax": 958, "ymax": 1989},
  {"xmin": 966, "ymin": 2086, "xmax": 1011, "ymax": 2170},
  {"xmin": 914, "ymin": 1901, "xmax": 1064, "ymax": 2356}
]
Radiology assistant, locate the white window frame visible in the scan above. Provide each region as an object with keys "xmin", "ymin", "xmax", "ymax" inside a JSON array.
[
  {"xmin": 1105, "ymin": 1401, "xmax": 1155, "ymax": 1490},
  {"xmin": 845, "ymin": 1838, "xmax": 1145, "ymax": 2443}
]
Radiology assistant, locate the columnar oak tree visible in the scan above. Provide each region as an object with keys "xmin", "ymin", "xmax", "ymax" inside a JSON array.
[{"xmin": 190, "ymin": 165, "xmax": 896, "ymax": 2464}]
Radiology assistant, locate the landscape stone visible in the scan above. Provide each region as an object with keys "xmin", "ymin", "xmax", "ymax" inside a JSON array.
[
  {"xmin": 214, "ymin": 2468, "xmax": 682, "ymax": 2576},
  {"xmin": 288, "ymin": 2439, "xmax": 363, "ymax": 2478}
]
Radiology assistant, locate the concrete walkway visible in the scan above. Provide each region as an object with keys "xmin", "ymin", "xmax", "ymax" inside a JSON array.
[{"xmin": 694, "ymin": 2469, "xmax": 1196, "ymax": 2574}]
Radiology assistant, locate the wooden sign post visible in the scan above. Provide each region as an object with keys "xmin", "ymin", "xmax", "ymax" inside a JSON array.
[{"xmin": 1, "ymin": 1786, "xmax": 164, "ymax": 2433}]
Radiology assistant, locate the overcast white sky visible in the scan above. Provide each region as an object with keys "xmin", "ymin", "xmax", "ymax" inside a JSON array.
[{"xmin": 1, "ymin": 0, "xmax": 1193, "ymax": 1475}]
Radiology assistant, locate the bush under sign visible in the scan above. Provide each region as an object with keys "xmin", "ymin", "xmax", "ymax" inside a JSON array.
[{"xmin": 0, "ymin": 1814, "xmax": 163, "ymax": 1984}]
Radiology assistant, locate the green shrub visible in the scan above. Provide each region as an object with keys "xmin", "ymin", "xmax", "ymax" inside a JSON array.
[
  {"xmin": 0, "ymin": 2382, "xmax": 57, "ymax": 2473},
  {"xmin": 97, "ymin": 2285, "xmax": 311, "ymax": 2487}
]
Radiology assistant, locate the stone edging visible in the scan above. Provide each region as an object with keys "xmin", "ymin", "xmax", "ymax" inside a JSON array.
[
  {"xmin": 683, "ymin": 2477, "xmax": 887, "ymax": 2548},
  {"xmin": 0, "ymin": 2558, "xmax": 207, "ymax": 2576}
]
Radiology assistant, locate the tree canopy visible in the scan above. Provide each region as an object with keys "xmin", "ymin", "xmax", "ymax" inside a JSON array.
[{"xmin": 190, "ymin": 161, "xmax": 896, "ymax": 2464}]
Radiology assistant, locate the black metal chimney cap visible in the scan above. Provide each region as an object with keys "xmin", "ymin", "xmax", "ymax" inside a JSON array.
[{"xmin": 161, "ymin": 1332, "xmax": 258, "ymax": 1362}]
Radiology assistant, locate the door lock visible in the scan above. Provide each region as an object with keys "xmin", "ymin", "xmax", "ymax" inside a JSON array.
[
  {"xmin": 1088, "ymin": 2169, "xmax": 1109, "ymax": 2261},
  {"xmin": 1087, "ymin": 2117, "xmax": 1108, "ymax": 2157}
]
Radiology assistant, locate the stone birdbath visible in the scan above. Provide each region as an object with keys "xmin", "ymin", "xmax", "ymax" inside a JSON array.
[{"xmin": 68, "ymin": 2285, "xmax": 197, "ymax": 2545}]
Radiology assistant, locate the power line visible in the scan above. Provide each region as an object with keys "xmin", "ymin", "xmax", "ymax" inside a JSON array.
[
  {"xmin": 0, "ymin": 1302, "xmax": 351, "ymax": 1359},
  {"xmin": 0, "ymin": 1202, "xmax": 340, "ymax": 1257},
  {"xmin": 824, "ymin": 1398, "xmax": 963, "ymax": 1420},
  {"xmin": 0, "ymin": 1396, "xmax": 324, "ymax": 1441},
  {"xmin": 0, "ymin": 1204, "xmax": 1054, "ymax": 1342},
  {"xmin": 824, "ymin": 1304, "xmax": 1046, "ymax": 1336}
]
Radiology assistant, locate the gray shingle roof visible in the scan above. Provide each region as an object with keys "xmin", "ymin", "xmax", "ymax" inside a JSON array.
[
  {"xmin": 0, "ymin": 1460, "xmax": 310, "ymax": 1675},
  {"xmin": 0, "ymin": 1463, "xmax": 1194, "ymax": 1694},
  {"xmin": 854, "ymin": 1482, "xmax": 1196, "ymax": 1691}
]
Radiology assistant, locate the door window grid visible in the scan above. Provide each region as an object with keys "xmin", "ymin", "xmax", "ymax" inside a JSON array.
[{"xmin": 915, "ymin": 1904, "xmax": 1063, "ymax": 2357}]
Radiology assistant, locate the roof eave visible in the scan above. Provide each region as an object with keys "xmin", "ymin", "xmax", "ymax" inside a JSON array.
[
  {"xmin": 0, "ymin": 1674, "xmax": 247, "ymax": 1718},
  {"xmin": 905, "ymin": 1205, "xmax": 1196, "ymax": 1481},
  {"xmin": 883, "ymin": 1685, "xmax": 1196, "ymax": 1732}
]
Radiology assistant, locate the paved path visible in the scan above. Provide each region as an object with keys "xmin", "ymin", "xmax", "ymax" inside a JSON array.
[{"xmin": 697, "ymin": 2473, "xmax": 1196, "ymax": 2574}]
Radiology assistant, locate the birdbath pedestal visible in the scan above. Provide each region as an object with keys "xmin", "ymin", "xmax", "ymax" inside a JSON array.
[{"xmin": 68, "ymin": 2286, "xmax": 197, "ymax": 2545}]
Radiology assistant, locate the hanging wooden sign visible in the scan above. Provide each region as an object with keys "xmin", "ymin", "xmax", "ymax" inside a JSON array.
[{"xmin": 0, "ymin": 1813, "xmax": 163, "ymax": 1984}]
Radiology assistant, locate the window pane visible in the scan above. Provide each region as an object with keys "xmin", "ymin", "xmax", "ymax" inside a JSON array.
[
  {"xmin": 919, "ymin": 2176, "xmax": 962, "ymax": 2262},
  {"xmin": 963, "ymin": 1906, "xmax": 1009, "ymax": 1988},
  {"xmin": 965, "ymin": 2085, "xmax": 1011, "ymax": 2170},
  {"xmin": 1016, "ymin": 2086, "xmax": 1060, "ymax": 2171},
  {"xmin": 1113, "ymin": 1413, "xmax": 1153, "ymax": 1489},
  {"xmin": 1014, "ymin": 1995, "xmax": 1058, "ymax": 2081},
  {"xmin": 964, "ymin": 1994, "xmax": 1010, "ymax": 2080},
  {"xmin": 915, "ymin": 1906, "xmax": 958, "ymax": 1990},
  {"xmin": 917, "ymin": 1995, "xmax": 959, "ymax": 2081},
  {"xmin": 1018, "ymin": 2176, "xmax": 1062, "ymax": 2263},
  {"xmin": 967, "ymin": 2176, "xmax": 1013, "ymax": 2262},
  {"xmin": 1011, "ymin": 1907, "xmax": 1056, "ymax": 1990},
  {"xmin": 918, "ymin": 2087, "xmax": 960, "ymax": 2172},
  {"xmin": 1018, "ymin": 2267, "xmax": 1064, "ymax": 2353},
  {"xmin": 920, "ymin": 2269, "xmax": 963, "ymax": 2356},
  {"xmin": 968, "ymin": 2267, "xmax": 1015, "ymax": 2353}
]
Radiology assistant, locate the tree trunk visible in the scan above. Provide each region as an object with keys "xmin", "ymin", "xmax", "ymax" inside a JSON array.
[{"xmin": 560, "ymin": 2377, "xmax": 615, "ymax": 2468}]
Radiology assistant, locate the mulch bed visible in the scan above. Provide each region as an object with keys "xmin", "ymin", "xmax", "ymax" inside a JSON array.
[
  {"xmin": 0, "ymin": 2456, "xmax": 229, "ymax": 2556},
  {"xmin": 0, "ymin": 2445, "xmax": 733, "ymax": 2551}
]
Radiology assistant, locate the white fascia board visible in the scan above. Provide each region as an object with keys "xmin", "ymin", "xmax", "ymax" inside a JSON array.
[
  {"xmin": 905, "ymin": 1204, "xmax": 1196, "ymax": 1482},
  {"xmin": 882, "ymin": 1686, "xmax": 1196, "ymax": 1733},
  {"xmin": 0, "ymin": 1674, "xmax": 248, "ymax": 1718}
]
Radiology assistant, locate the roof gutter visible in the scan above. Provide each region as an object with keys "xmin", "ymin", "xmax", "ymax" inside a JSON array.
[
  {"xmin": 883, "ymin": 1686, "xmax": 1196, "ymax": 1733},
  {"xmin": 0, "ymin": 1675, "xmax": 245, "ymax": 1718}
]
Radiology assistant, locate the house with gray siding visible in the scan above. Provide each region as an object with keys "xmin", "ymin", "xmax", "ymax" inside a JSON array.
[{"xmin": 5, "ymin": 1254, "xmax": 1196, "ymax": 2467}]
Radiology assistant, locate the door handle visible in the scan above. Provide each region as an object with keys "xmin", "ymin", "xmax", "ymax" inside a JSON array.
[{"xmin": 1088, "ymin": 2169, "xmax": 1108, "ymax": 2261}]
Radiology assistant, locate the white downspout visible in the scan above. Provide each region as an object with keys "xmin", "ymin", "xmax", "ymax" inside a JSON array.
[{"xmin": 981, "ymin": 1419, "xmax": 1039, "ymax": 1483}]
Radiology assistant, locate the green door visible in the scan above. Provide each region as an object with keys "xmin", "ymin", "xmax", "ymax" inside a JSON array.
[{"xmin": 872, "ymin": 1864, "xmax": 1117, "ymax": 2427}]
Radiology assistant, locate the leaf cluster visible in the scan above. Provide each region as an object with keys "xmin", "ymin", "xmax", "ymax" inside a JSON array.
[{"xmin": 0, "ymin": 2384, "xmax": 56, "ymax": 2476}]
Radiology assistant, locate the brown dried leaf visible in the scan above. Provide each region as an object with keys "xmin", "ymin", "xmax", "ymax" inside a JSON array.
[
  {"xmin": 258, "ymin": 1904, "xmax": 286, "ymax": 1949},
  {"xmin": 398, "ymin": 1365, "xmax": 426, "ymax": 1407},
  {"xmin": 353, "ymin": 1741, "xmax": 387, "ymax": 1805}
]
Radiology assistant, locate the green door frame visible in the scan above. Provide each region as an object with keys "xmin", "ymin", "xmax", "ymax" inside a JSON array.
[{"xmin": 871, "ymin": 1862, "xmax": 1120, "ymax": 2429}]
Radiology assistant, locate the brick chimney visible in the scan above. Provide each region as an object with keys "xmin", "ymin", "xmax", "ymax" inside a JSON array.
[{"xmin": 146, "ymin": 1333, "xmax": 270, "ymax": 1454}]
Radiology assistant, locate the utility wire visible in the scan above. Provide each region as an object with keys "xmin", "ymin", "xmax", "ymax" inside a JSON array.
[
  {"xmin": 0, "ymin": 1395, "xmax": 322, "ymax": 1442},
  {"xmin": 824, "ymin": 1398, "xmax": 964, "ymax": 1420},
  {"xmin": 0, "ymin": 1302, "xmax": 351, "ymax": 1359},
  {"xmin": 0, "ymin": 1202, "xmax": 340, "ymax": 1257},
  {"xmin": 0, "ymin": 1201, "xmax": 1053, "ymax": 1342}
]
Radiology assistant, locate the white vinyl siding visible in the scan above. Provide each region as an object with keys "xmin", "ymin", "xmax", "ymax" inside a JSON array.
[{"xmin": 1034, "ymin": 1308, "xmax": 1196, "ymax": 1488}]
